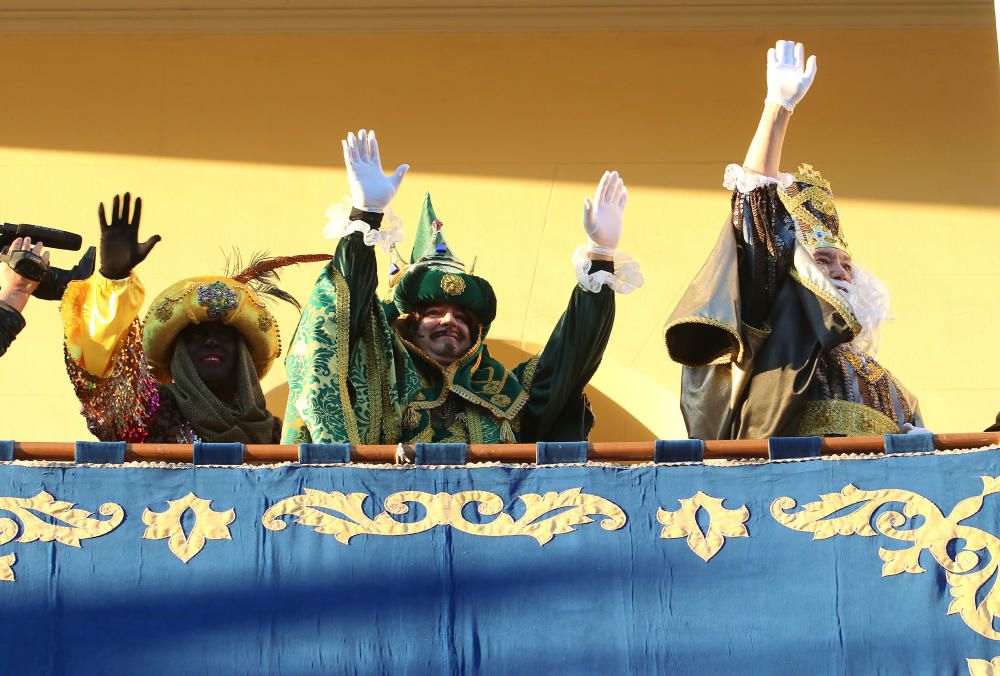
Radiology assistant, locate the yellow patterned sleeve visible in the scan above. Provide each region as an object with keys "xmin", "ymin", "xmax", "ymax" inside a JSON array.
[{"xmin": 61, "ymin": 272, "xmax": 145, "ymax": 378}]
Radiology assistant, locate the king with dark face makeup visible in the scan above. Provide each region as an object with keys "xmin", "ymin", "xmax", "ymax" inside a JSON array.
[
  {"xmin": 283, "ymin": 130, "xmax": 642, "ymax": 445},
  {"xmin": 181, "ymin": 322, "xmax": 240, "ymax": 398},
  {"xmin": 61, "ymin": 193, "xmax": 316, "ymax": 444}
]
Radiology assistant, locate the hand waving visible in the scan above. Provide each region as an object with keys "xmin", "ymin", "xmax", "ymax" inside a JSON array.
[
  {"xmin": 98, "ymin": 193, "xmax": 161, "ymax": 280},
  {"xmin": 765, "ymin": 40, "xmax": 817, "ymax": 113},
  {"xmin": 343, "ymin": 129, "xmax": 409, "ymax": 213},
  {"xmin": 584, "ymin": 170, "xmax": 627, "ymax": 252}
]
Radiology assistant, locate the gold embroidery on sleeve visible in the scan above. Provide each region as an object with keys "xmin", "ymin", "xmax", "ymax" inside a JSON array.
[
  {"xmin": 657, "ymin": 491, "xmax": 749, "ymax": 562},
  {"xmin": 663, "ymin": 315, "xmax": 745, "ymax": 366},
  {"xmin": 518, "ymin": 354, "xmax": 541, "ymax": 392},
  {"xmin": 332, "ymin": 270, "xmax": 362, "ymax": 445},
  {"xmin": 263, "ymin": 487, "xmax": 626, "ymax": 546},
  {"xmin": 772, "ymin": 477, "xmax": 1000, "ymax": 640},
  {"xmin": 142, "ymin": 493, "xmax": 235, "ymax": 563}
]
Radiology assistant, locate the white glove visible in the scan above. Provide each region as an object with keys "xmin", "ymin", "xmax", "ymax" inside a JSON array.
[
  {"xmin": 901, "ymin": 423, "xmax": 932, "ymax": 436},
  {"xmin": 584, "ymin": 170, "xmax": 627, "ymax": 253},
  {"xmin": 765, "ymin": 40, "xmax": 817, "ymax": 113},
  {"xmin": 342, "ymin": 129, "xmax": 409, "ymax": 213}
]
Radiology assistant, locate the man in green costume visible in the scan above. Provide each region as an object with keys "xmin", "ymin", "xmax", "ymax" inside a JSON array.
[{"xmin": 283, "ymin": 129, "xmax": 642, "ymax": 444}]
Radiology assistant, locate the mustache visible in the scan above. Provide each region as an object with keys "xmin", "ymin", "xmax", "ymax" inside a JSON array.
[
  {"xmin": 831, "ymin": 279, "xmax": 852, "ymax": 296},
  {"xmin": 432, "ymin": 327, "xmax": 463, "ymax": 339}
]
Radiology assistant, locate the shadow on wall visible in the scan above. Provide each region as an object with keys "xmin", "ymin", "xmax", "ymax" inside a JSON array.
[
  {"xmin": 0, "ymin": 32, "xmax": 994, "ymax": 207},
  {"xmin": 264, "ymin": 339, "xmax": 655, "ymax": 442}
]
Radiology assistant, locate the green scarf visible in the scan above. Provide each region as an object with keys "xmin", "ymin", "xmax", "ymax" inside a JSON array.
[{"xmin": 167, "ymin": 339, "xmax": 276, "ymax": 444}]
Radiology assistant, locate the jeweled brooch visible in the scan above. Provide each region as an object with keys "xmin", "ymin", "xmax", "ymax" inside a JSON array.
[
  {"xmin": 440, "ymin": 273, "xmax": 466, "ymax": 296},
  {"xmin": 197, "ymin": 281, "xmax": 239, "ymax": 320}
]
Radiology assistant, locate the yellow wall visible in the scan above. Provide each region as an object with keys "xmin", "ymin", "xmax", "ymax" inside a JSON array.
[{"xmin": 0, "ymin": 29, "xmax": 996, "ymax": 442}]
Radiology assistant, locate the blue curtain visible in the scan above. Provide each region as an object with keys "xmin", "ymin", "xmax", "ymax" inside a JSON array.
[{"xmin": 0, "ymin": 447, "xmax": 998, "ymax": 674}]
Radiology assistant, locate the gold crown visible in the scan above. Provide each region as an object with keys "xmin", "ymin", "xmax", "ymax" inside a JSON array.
[{"xmin": 778, "ymin": 163, "xmax": 850, "ymax": 254}]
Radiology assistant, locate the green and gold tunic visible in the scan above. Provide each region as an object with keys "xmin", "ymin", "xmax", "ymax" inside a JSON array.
[{"xmin": 282, "ymin": 219, "xmax": 616, "ymax": 445}]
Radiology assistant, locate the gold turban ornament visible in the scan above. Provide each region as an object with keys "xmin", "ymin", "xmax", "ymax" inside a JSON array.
[{"xmin": 142, "ymin": 254, "xmax": 332, "ymax": 384}]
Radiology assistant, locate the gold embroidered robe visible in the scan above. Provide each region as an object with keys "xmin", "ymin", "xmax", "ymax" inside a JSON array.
[
  {"xmin": 282, "ymin": 227, "xmax": 616, "ymax": 445},
  {"xmin": 664, "ymin": 181, "xmax": 920, "ymax": 439}
]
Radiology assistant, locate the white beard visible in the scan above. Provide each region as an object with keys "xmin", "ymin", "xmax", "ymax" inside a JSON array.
[{"xmin": 830, "ymin": 264, "xmax": 893, "ymax": 358}]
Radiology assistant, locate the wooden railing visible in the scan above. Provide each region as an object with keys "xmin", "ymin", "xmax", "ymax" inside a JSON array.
[{"xmin": 6, "ymin": 432, "xmax": 999, "ymax": 464}]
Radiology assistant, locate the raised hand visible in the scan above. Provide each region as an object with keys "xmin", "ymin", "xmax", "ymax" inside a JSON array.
[
  {"xmin": 583, "ymin": 170, "xmax": 627, "ymax": 252},
  {"xmin": 765, "ymin": 40, "xmax": 817, "ymax": 113},
  {"xmin": 342, "ymin": 129, "xmax": 409, "ymax": 213},
  {"xmin": 98, "ymin": 192, "xmax": 160, "ymax": 279}
]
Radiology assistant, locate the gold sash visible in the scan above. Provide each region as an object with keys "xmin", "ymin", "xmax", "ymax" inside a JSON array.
[{"xmin": 797, "ymin": 399, "xmax": 899, "ymax": 437}]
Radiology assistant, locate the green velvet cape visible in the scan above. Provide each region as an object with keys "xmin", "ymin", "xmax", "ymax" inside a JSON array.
[{"xmin": 282, "ymin": 230, "xmax": 614, "ymax": 445}]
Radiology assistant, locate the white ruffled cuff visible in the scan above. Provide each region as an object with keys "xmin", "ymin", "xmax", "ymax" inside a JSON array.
[
  {"xmin": 723, "ymin": 164, "xmax": 795, "ymax": 193},
  {"xmin": 323, "ymin": 196, "xmax": 405, "ymax": 253},
  {"xmin": 572, "ymin": 245, "xmax": 643, "ymax": 295}
]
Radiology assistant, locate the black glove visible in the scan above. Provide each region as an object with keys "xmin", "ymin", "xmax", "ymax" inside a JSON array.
[
  {"xmin": 98, "ymin": 193, "xmax": 160, "ymax": 279},
  {"xmin": 32, "ymin": 246, "xmax": 96, "ymax": 301}
]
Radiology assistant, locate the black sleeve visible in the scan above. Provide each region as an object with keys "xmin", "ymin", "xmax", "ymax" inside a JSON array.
[
  {"xmin": 331, "ymin": 208, "xmax": 383, "ymax": 354},
  {"xmin": 0, "ymin": 300, "xmax": 25, "ymax": 357},
  {"xmin": 730, "ymin": 185, "xmax": 797, "ymax": 329},
  {"xmin": 514, "ymin": 260, "xmax": 616, "ymax": 442}
]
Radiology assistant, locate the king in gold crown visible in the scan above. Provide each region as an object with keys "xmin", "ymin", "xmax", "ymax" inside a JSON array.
[{"xmin": 778, "ymin": 163, "xmax": 850, "ymax": 254}]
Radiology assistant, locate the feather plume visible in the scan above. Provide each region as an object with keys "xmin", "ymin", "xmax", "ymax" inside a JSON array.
[{"xmin": 223, "ymin": 248, "xmax": 332, "ymax": 311}]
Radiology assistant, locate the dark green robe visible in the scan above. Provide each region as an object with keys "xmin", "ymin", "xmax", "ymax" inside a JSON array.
[
  {"xmin": 664, "ymin": 182, "xmax": 920, "ymax": 439},
  {"xmin": 282, "ymin": 226, "xmax": 615, "ymax": 445}
]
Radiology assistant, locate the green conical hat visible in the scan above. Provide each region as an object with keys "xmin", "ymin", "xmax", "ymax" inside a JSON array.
[
  {"xmin": 409, "ymin": 193, "xmax": 458, "ymax": 265},
  {"xmin": 392, "ymin": 193, "xmax": 497, "ymax": 330}
]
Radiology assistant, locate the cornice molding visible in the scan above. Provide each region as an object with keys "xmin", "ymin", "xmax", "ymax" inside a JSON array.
[{"xmin": 0, "ymin": 2, "xmax": 992, "ymax": 35}]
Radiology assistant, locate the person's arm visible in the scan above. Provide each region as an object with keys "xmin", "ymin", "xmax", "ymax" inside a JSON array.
[
  {"xmin": 514, "ymin": 274, "xmax": 614, "ymax": 442},
  {"xmin": 62, "ymin": 193, "xmax": 162, "ymax": 441},
  {"xmin": 743, "ymin": 41, "xmax": 814, "ymax": 178},
  {"xmin": 743, "ymin": 104, "xmax": 791, "ymax": 179},
  {"xmin": 727, "ymin": 40, "xmax": 817, "ymax": 328},
  {"xmin": 282, "ymin": 130, "xmax": 408, "ymax": 444},
  {"xmin": 0, "ymin": 302, "xmax": 24, "ymax": 357},
  {"xmin": 516, "ymin": 171, "xmax": 638, "ymax": 442},
  {"xmin": 334, "ymin": 129, "xmax": 409, "ymax": 352},
  {"xmin": 0, "ymin": 237, "xmax": 48, "ymax": 356},
  {"xmin": 334, "ymin": 213, "xmax": 382, "ymax": 355}
]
